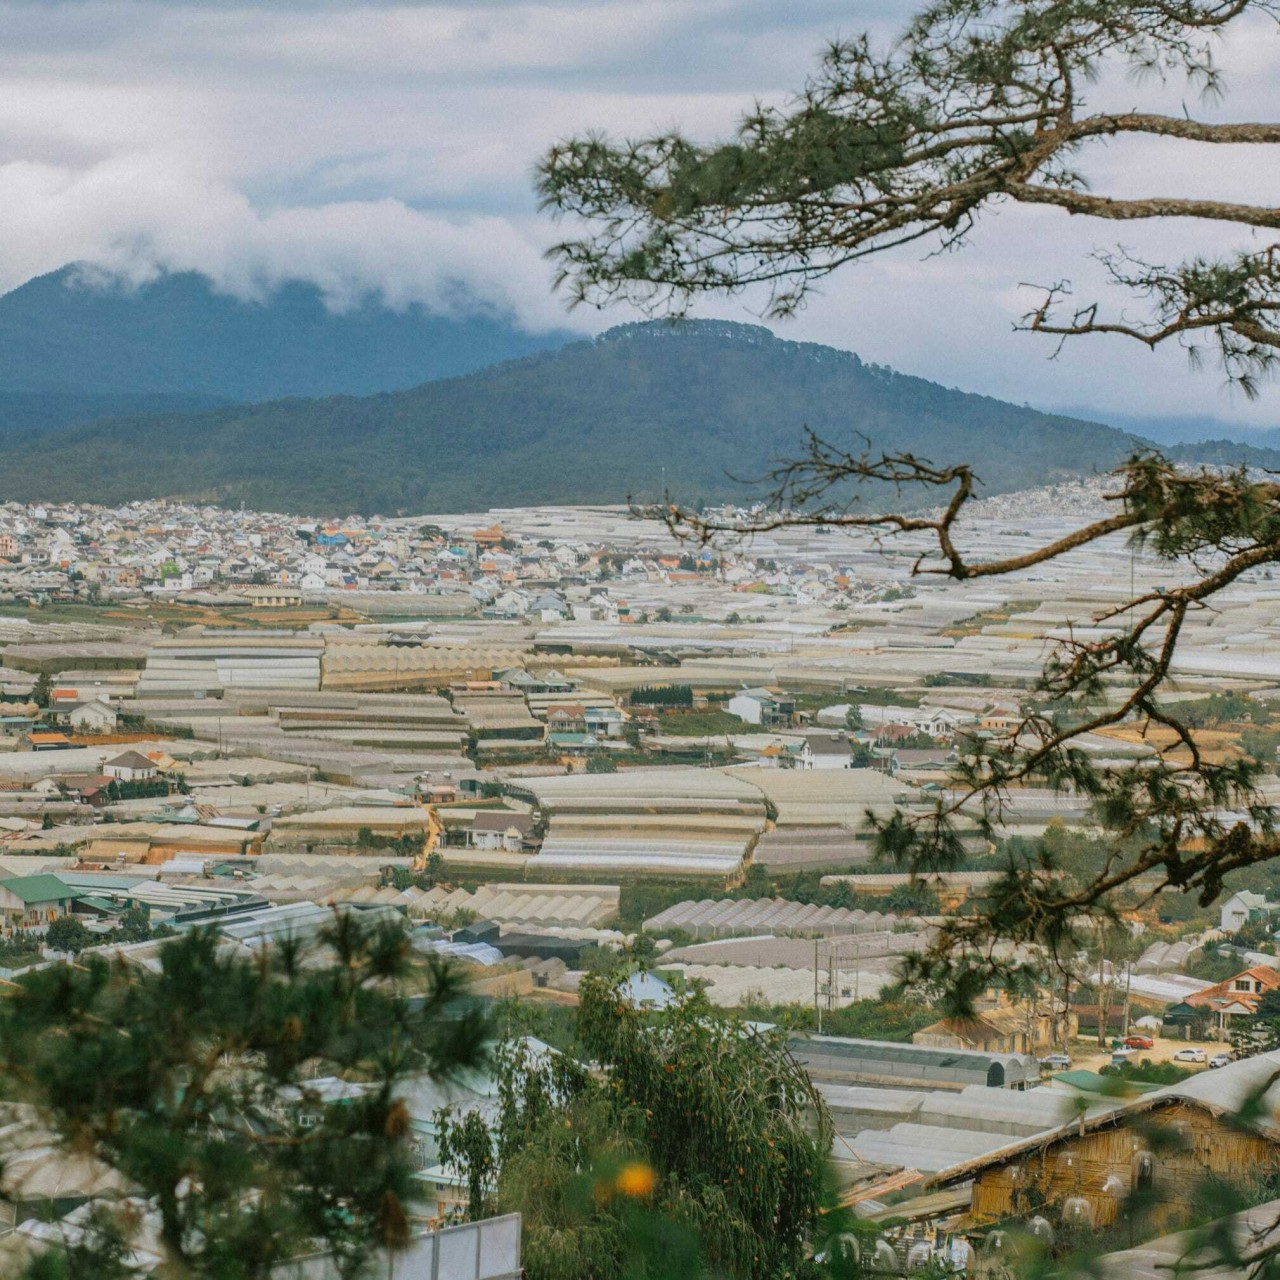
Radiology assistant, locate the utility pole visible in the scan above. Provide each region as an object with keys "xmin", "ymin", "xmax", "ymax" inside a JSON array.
[{"xmin": 814, "ymin": 937, "xmax": 822, "ymax": 1035}]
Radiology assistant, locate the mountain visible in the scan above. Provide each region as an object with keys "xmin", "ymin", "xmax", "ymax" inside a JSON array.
[
  {"xmin": 1166, "ymin": 438, "xmax": 1280, "ymax": 470},
  {"xmin": 0, "ymin": 390, "xmax": 230, "ymax": 437},
  {"xmin": 0, "ymin": 266, "xmax": 571, "ymax": 401},
  {"xmin": 0, "ymin": 320, "xmax": 1171, "ymax": 515},
  {"xmin": 1057, "ymin": 407, "xmax": 1280, "ymax": 450}
]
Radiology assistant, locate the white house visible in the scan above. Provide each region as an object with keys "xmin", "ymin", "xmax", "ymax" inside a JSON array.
[
  {"xmin": 1221, "ymin": 890, "xmax": 1274, "ymax": 935},
  {"xmin": 67, "ymin": 699, "xmax": 118, "ymax": 734},
  {"xmin": 467, "ymin": 811, "xmax": 535, "ymax": 853},
  {"xmin": 799, "ymin": 734, "xmax": 852, "ymax": 770},
  {"xmin": 103, "ymin": 750, "xmax": 158, "ymax": 783},
  {"xmin": 727, "ymin": 688, "xmax": 796, "ymax": 728},
  {"xmin": 530, "ymin": 591, "xmax": 567, "ymax": 622},
  {"xmin": 619, "ymin": 971, "xmax": 676, "ymax": 1010}
]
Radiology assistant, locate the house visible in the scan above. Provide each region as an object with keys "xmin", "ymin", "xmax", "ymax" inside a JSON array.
[
  {"xmin": 1182, "ymin": 965, "xmax": 1280, "ymax": 1035},
  {"xmin": 1221, "ymin": 890, "xmax": 1274, "ymax": 935},
  {"xmin": 421, "ymin": 781, "xmax": 460, "ymax": 805},
  {"xmin": 546, "ymin": 705, "xmax": 587, "ymax": 735},
  {"xmin": 931, "ymin": 1051, "xmax": 1280, "ymax": 1236},
  {"xmin": 583, "ymin": 705, "xmax": 625, "ymax": 739},
  {"xmin": 619, "ymin": 971, "xmax": 676, "ymax": 1010},
  {"xmin": 471, "ymin": 524, "xmax": 505, "ymax": 549},
  {"xmin": 497, "ymin": 668, "xmax": 574, "ymax": 696},
  {"xmin": 0, "ymin": 873, "xmax": 81, "ymax": 928},
  {"xmin": 67, "ymin": 698, "xmax": 118, "ymax": 733},
  {"xmin": 530, "ymin": 591, "xmax": 567, "ymax": 622},
  {"xmin": 104, "ymin": 750, "xmax": 159, "ymax": 782},
  {"xmin": 912, "ymin": 1008, "xmax": 1065, "ymax": 1057},
  {"xmin": 242, "ymin": 585, "xmax": 303, "ymax": 608},
  {"xmin": 467, "ymin": 811, "xmax": 536, "ymax": 853},
  {"xmin": 727, "ymin": 687, "xmax": 796, "ymax": 728},
  {"xmin": 488, "ymin": 589, "xmax": 529, "ymax": 618},
  {"xmin": 913, "ymin": 981, "xmax": 1069, "ymax": 1056},
  {"xmin": 58, "ymin": 773, "xmax": 115, "ymax": 807},
  {"xmin": 798, "ymin": 734, "xmax": 852, "ymax": 770}
]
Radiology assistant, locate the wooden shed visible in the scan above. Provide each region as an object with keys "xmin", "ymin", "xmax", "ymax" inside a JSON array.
[{"xmin": 932, "ymin": 1052, "xmax": 1280, "ymax": 1236}]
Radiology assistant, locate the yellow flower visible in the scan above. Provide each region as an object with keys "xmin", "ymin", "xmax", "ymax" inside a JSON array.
[{"xmin": 615, "ymin": 1162, "xmax": 658, "ymax": 1199}]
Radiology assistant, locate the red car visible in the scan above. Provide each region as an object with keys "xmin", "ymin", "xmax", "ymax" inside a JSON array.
[{"xmin": 1123, "ymin": 1035, "xmax": 1154, "ymax": 1050}]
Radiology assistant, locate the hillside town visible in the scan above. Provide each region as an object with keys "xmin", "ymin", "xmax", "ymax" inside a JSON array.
[
  {"xmin": 4, "ymin": 0, "xmax": 1279, "ymax": 1272},
  {"xmin": 0, "ymin": 485, "xmax": 1278, "ymax": 1274}
]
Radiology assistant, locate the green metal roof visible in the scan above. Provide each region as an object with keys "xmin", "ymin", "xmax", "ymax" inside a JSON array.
[
  {"xmin": 1051, "ymin": 1069, "xmax": 1161, "ymax": 1095},
  {"xmin": 0, "ymin": 873, "xmax": 79, "ymax": 905},
  {"xmin": 77, "ymin": 896, "xmax": 128, "ymax": 915}
]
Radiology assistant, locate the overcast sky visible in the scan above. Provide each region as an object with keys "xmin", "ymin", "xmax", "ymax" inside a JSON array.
[{"xmin": 3, "ymin": 0, "xmax": 1278, "ymax": 427}]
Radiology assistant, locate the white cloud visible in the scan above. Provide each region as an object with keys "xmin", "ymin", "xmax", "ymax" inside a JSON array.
[{"xmin": 0, "ymin": 0, "xmax": 1272, "ymax": 425}]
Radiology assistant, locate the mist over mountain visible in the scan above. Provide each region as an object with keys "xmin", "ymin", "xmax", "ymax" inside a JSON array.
[
  {"xmin": 0, "ymin": 266, "xmax": 571, "ymax": 403},
  {"xmin": 1058, "ymin": 406, "xmax": 1280, "ymax": 451},
  {"xmin": 0, "ymin": 319, "xmax": 1186, "ymax": 515}
]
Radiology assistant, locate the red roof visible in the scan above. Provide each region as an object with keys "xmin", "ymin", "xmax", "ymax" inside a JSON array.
[{"xmin": 1188, "ymin": 966, "xmax": 1280, "ymax": 1012}]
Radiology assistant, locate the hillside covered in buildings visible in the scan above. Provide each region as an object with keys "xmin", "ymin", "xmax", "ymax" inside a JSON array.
[{"xmin": 1, "ymin": 486, "xmax": 1280, "ymax": 1271}]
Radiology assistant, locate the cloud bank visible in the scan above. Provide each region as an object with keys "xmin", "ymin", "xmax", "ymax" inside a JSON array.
[{"xmin": 0, "ymin": 0, "xmax": 1276, "ymax": 424}]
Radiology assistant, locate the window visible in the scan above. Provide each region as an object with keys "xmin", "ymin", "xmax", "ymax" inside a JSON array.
[{"xmin": 1235, "ymin": 980, "xmax": 1253, "ymax": 992}]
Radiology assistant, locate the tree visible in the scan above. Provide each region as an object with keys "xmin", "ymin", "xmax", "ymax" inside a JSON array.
[
  {"xmin": 1083, "ymin": 919, "xmax": 1145, "ymax": 1048},
  {"xmin": 438, "ymin": 977, "xmax": 829, "ymax": 1280},
  {"xmin": 1238, "ymin": 986, "xmax": 1280, "ymax": 1055},
  {"xmin": 44, "ymin": 915, "xmax": 90, "ymax": 955},
  {"xmin": 0, "ymin": 918, "xmax": 487, "ymax": 1279},
  {"xmin": 535, "ymin": 0, "xmax": 1280, "ymax": 1008},
  {"xmin": 540, "ymin": 0, "xmax": 1280, "ymax": 392},
  {"xmin": 883, "ymin": 882, "xmax": 941, "ymax": 916},
  {"xmin": 113, "ymin": 906, "xmax": 158, "ymax": 944},
  {"xmin": 31, "ymin": 671, "xmax": 51, "ymax": 710}
]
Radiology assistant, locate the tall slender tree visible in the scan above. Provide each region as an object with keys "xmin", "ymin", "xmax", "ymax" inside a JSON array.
[{"xmin": 438, "ymin": 977, "xmax": 831, "ymax": 1280}]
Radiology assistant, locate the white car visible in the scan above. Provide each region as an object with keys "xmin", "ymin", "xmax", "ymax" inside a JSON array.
[
  {"xmin": 1209, "ymin": 1052, "xmax": 1234, "ymax": 1069},
  {"xmin": 1039, "ymin": 1052, "xmax": 1071, "ymax": 1070},
  {"xmin": 1172, "ymin": 1047, "xmax": 1206, "ymax": 1064}
]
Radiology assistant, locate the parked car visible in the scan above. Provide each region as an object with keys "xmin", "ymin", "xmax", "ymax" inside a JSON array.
[
  {"xmin": 1123, "ymin": 1035, "xmax": 1155, "ymax": 1050},
  {"xmin": 1040, "ymin": 1052, "xmax": 1072, "ymax": 1070},
  {"xmin": 1209, "ymin": 1052, "xmax": 1234, "ymax": 1069},
  {"xmin": 1172, "ymin": 1047, "xmax": 1207, "ymax": 1064}
]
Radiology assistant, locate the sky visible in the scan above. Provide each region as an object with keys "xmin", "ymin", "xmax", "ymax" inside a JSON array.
[{"xmin": 1, "ymin": 0, "xmax": 1278, "ymax": 428}]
